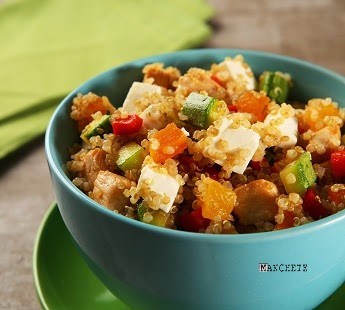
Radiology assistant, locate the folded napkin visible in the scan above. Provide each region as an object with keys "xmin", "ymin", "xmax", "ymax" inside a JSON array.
[{"xmin": 0, "ymin": 0, "xmax": 213, "ymax": 159}]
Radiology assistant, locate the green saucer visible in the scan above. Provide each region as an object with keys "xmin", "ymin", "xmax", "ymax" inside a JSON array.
[
  {"xmin": 33, "ymin": 203, "xmax": 345, "ymax": 309},
  {"xmin": 33, "ymin": 203, "xmax": 129, "ymax": 309}
]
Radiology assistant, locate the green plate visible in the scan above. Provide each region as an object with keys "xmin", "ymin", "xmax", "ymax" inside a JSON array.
[
  {"xmin": 33, "ymin": 203, "xmax": 129, "ymax": 310},
  {"xmin": 33, "ymin": 203, "xmax": 345, "ymax": 309}
]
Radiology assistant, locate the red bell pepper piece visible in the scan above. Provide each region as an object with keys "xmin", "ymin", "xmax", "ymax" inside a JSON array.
[
  {"xmin": 275, "ymin": 210, "xmax": 296, "ymax": 230},
  {"xmin": 177, "ymin": 207, "xmax": 210, "ymax": 232},
  {"xmin": 250, "ymin": 159, "xmax": 264, "ymax": 171},
  {"xmin": 227, "ymin": 105, "xmax": 238, "ymax": 113},
  {"xmin": 330, "ymin": 151, "xmax": 345, "ymax": 179},
  {"xmin": 303, "ymin": 188, "xmax": 329, "ymax": 220},
  {"xmin": 250, "ymin": 157, "xmax": 272, "ymax": 172},
  {"xmin": 112, "ymin": 114, "xmax": 143, "ymax": 135},
  {"xmin": 328, "ymin": 187, "xmax": 345, "ymax": 204},
  {"xmin": 178, "ymin": 154, "xmax": 194, "ymax": 173},
  {"xmin": 202, "ymin": 165, "xmax": 220, "ymax": 180}
]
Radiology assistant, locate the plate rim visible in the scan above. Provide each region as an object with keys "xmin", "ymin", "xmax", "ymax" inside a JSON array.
[{"xmin": 32, "ymin": 202, "xmax": 57, "ymax": 310}]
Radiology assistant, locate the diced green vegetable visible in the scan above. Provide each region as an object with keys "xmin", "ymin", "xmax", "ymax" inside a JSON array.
[
  {"xmin": 181, "ymin": 92, "xmax": 222, "ymax": 128},
  {"xmin": 80, "ymin": 114, "xmax": 112, "ymax": 143},
  {"xmin": 258, "ymin": 71, "xmax": 290, "ymax": 104},
  {"xmin": 137, "ymin": 202, "xmax": 146, "ymax": 222},
  {"xmin": 137, "ymin": 202, "xmax": 170, "ymax": 227},
  {"xmin": 280, "ymin": 152, "xmax": 317, "ymax": 194},
  {"xmin": 116, "ymin": 142, "xmax": 146, "ymax": 171}
]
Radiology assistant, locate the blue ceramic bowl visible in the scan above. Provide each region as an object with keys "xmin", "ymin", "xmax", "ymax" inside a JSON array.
[{"xmin": 45, "ymin": 49, "xmax": 345, "ymax": 310}]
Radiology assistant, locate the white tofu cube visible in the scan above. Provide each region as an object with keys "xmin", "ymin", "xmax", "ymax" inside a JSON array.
[
  {"xmin": 223, "ymin": 59, "xmax": 256, "ymax": 91},
  {"xmin": 137, "ymin": 165, "xmax": 179, "ymax": 213},
  {"xmin": 139, "ymin": 104, "xmax": 165, "ymax": 130},
  {"xmin": 264, "ymin": 112, "xmax": 298, "ymax": 148},
  {"xmin": 122, "ymin": 82, "xmax": 161, "ymax": 114},
  {"xmin": 204, "ymin": 117, "xmax": 260, "ymax": 174}
]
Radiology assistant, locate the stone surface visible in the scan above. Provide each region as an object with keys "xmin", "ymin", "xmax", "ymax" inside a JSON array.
[{"xmin": 1, "ymin": 0, "xmax": 345, "ymax": 309}]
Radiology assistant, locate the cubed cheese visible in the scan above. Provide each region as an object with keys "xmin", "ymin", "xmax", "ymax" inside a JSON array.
[
  {"xmin": 139, "ymin": 104, "xmax": 165, "ymax": 130},
  {"xmin": 122, "ymin": 82, "xmax": 161, "ymax": 114},
  {"xmin": 264, "ymin": 112, "xmax": 298, "ymax": 148},
  {"xmin": 137, "ymin": 165, "xmax": 179, "ymax": 213},
  {"xmin": 204, "ymin": 116, "xmax": 260, "ymax": 174},
  {"xmin": 222, "ymin": 59, "xmax": 256, "ymax": 91}
]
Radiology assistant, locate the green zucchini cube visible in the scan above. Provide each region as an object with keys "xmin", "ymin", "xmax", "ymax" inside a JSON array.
[
  {"xmin": 116, "ymin": 142, "xmax": 146, "ymax": 171},
  {"xmin": 181, "ymin": 92, "xmax": 220, "ymax": 128},
  {"xmin": 258, "ymin": 71, "xmax": 290, "ymax": 104},
  {"xmin": 280, "ymin": 152, "xmax": 317, "ymax": 194},
  {"xmin": 137, "ymin": 202, "xmax": 170, "ymax": 227},
  {"xmin": 80, "ymin": 114, "xmax": 112, "ymax": 143}
]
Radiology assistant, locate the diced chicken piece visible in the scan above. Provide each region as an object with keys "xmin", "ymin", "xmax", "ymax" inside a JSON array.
[
  {"xmin": 92, "ymin": 171, "xmax": 133, "ymax": 212},
  {"xmin": 222, "ymin": 58, "xmax": 256, "ymax": 91},
  {"xmin": 264, "ymin": 111, "xmax": 298, "ymax": 148},
  {"xmin": 122, "ymin": 82, "xmax": 162, "ymax": 114},
  {"xmin": 136, "ymin": 164, "xmax": 180, "ymax": 213},
  {"xmin": 233, "ymin": 179, "xmax": 279, "ymax": 225},
  {"xmin": 175, "ymin": 68, "xmax": 232, "ymax": 104},
  {"xmin": 143, "ymin": 63, "xmax": 181, "ymax": 89},
  {"xmin": 202, "ymin": 115, "xmax": 260, "ymax": 174},
  {"xmin": 83, "ymin": 148, "xmax": 108, "ymax": 184}
]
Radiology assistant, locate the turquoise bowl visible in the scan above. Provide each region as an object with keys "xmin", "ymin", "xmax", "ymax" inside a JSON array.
[{"xmin": 45, "ymin": 49, "xmax": 345, "ymax": 310}]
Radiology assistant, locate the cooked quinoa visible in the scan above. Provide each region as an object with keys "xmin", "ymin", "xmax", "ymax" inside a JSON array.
[{"xmin": 66, "ymin": 56, "xmax": 345, "ymax": 234}]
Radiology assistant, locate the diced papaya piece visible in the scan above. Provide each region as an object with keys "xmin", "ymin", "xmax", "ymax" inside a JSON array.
[
  {"xmin": 199, "ymin": 177, "xmax": 237, "ymax": 221},
  {"xmin": 70, "ymin": 93, "xmax": 115, "ymax": 132},
  {"xmin": 233, "ymin": 90, "xmax": 270, "ymax": 122},
  {"xmin": 149, "ymin": 123, "xmax": 188, "ymax": 164},
  {"xmin": 302, "ymin": 98, "xmax": 343, "ymax": 131}
]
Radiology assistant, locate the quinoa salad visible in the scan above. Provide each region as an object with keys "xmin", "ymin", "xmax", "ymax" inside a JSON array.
[{"xmin": 66, "ymin": 55, "xmax": 345, "ymax": 234}]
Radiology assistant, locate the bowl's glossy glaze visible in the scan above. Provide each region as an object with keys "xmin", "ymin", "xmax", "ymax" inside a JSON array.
[{"xmin": 45, "ymin": 49, "xmax": 345, "ymax": 310}]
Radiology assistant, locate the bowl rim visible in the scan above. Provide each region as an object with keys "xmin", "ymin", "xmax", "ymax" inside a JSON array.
[{"xmin": 45, "ymin": 48, "xmax": 345, "ymax": 243}]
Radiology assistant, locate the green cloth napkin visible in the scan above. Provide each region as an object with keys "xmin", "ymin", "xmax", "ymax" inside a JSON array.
[{"xmin": 0, "ymin": 0, "xmax": 213, "ymax": 159}]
